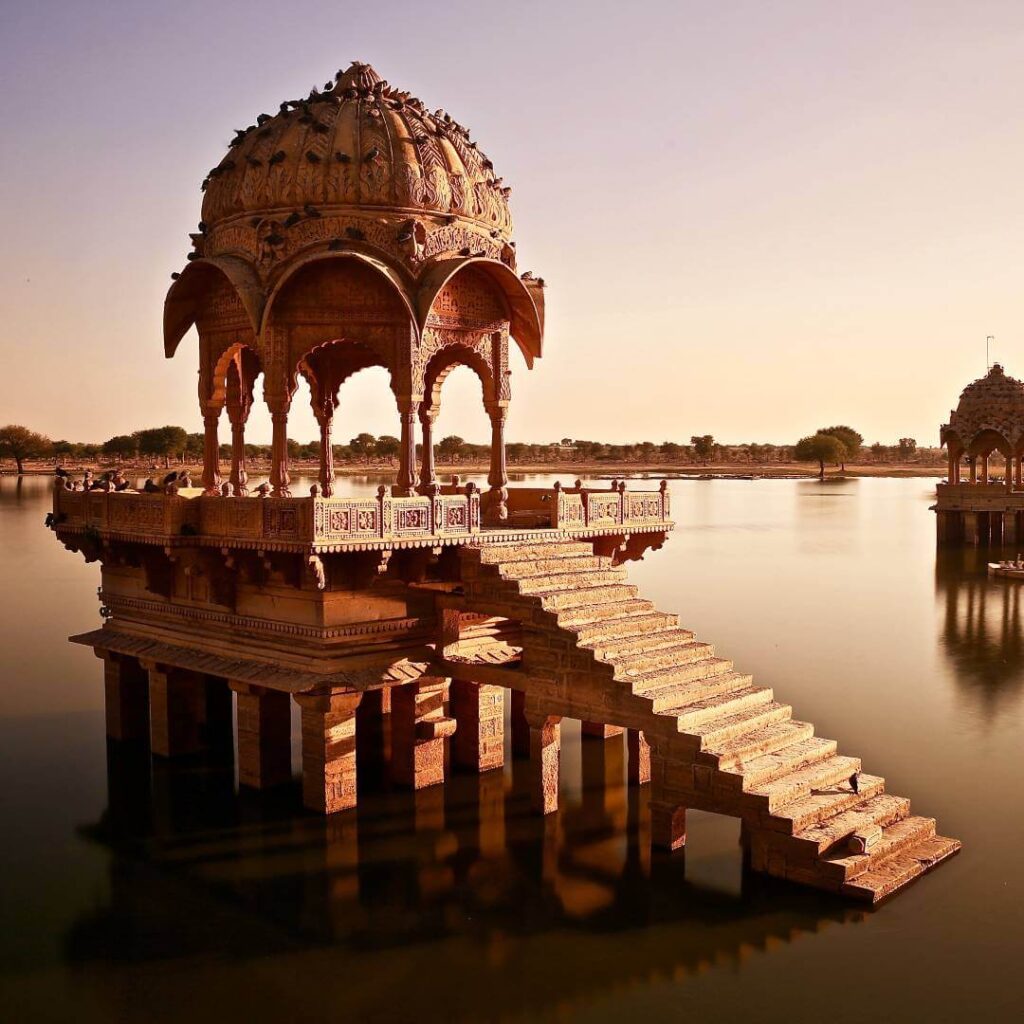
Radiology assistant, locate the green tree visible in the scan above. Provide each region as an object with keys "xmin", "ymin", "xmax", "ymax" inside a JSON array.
[
  {"xmin": 135, "ymin": 426, "xmax": 188, "ymax": 468},
  {"xmin": 818, "ymin": 425, "xmax": 863, "ymax": 471},
  {"xmin": 52, "ymin": 440, "xmax": 79, "ymax": 465},
  {"xmin": 0, "ymin": 425, "xmax": 53, "ymax": 474},
  {"xmin": 349, "ymin": 432, "xmax": 377, "ymax": 464},
  {"xmin": 794, "ymin": 432, "xmax": 846, "ymax": 480},
  {"xmin": 438, "ymin": 435, "xmax": 466, "ymax": 462},
  {"xmin": 102, "ymin": 434, "xmax": 139, "ymax": 463},
  {"xmin": 898, "ymin": 438, "xmax": 918, "ymax": 458},
  {"xmin": 184, "ymin": 432, "xmax": 205, "ymax": 461},
  {"xmin": 376, "ymin": 435, "xmax": 401, "ymax": 464},
  {"xmin": 690, "ymin": 434, "xmax": 715, "ymax": 464}
]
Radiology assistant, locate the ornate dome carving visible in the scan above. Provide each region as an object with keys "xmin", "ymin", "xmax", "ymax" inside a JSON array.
[
  {"xmin": 943, "ymin": 364, "xmax": 1024, "ymax": 452},
  {"xmin": 197, "ymin": 62, "xmax": 514, "ymax": 272}
]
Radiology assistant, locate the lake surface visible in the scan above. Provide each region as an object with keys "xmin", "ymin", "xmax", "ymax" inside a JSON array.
[{"xmin": 0, "ymin": 474, "xmax": 1019, "ymax": 1023}]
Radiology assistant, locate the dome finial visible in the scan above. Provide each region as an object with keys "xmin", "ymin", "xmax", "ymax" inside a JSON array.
[{"xmin": 333, "ymin": 61, "xmax": 385, "ymax": 96}]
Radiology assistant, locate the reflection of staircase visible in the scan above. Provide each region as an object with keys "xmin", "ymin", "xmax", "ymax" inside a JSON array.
[{"xmin": 461, "ymin": 540, "xmax": 960, "ymax": 904}]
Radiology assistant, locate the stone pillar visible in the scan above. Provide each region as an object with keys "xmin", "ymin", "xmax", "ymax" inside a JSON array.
[
  {"xmin": 145, "ymin": 663, "xmax": 205, "ymax": 758},
  {"xmin": 392, "ymin": 678, "xmax": 454, "ymax": 789},
  {"xmin": 627, "ymin": 729, "xmax": 651, "ymax": 785},
  {"xmin": 963, "ymin": 511, "xmax": 980, "ymax": 546},
  {"xmin": 228, "ymin": 410, "xmax": 249, "ymax": 495},
  {"xmin": 355, "ymin": 687, "xmax": 391, "ymax": 774},
  {"xmin": 316, "ymin": 406, "xmax": 336, "ymax": 497},
  {"xmin": 485, "ymin": 403, "xmax": 509, "ymax": 523},
  {"xmin": 100, "ymin": 652, "xmax": 149, "ymax": 742},
  {"xmin": 581, "ymin": 721, "xmax": 625, "ymax": 739},
  {"xmin": 510, "ymin": 688, "xmax": 530, "ymax": 758},
  {"xmin": 969, "ymin": 456, "xmax": 977, "ymax": 484},
  {"xmin": 1006, "ymin": 454, "xmax": 1014, "ymax": 493},
  {"xmin": 649, "ymin": 752, "xmax": 687, "ymax": 850},
  {"xmin": 296, "ymin": 690, "xmax": 361, "ymax": 814},
  {"xmin": 450, "ymin": 679, "xmax": 505, "ymax": 773},
  {"xmin": 269, "ymin": 401, "xmax": 291, "ymax": 497},
  {"xmin": 1005, "ymin": 512, "xmax": 1018, "ymax": 546},
  {"xmin": 525, "ymin": 706, "xmax": 562, "ymax": 815},
  {"xmin": 947, "ymin": 448, "xmax": 956, "ymax": 483},
  {"xmin": 231, "ymin": 683, "xmax": 292, "ymax": 789},
  {"xmin": 201, "ymin": 407, "xmax": 222, "ymax": 495},
  {"xmin": 952, "ymin": 453, "xmax": 961, "ymax": 485},
  {"xmin": 418, "ymin": 408, "xmax": 437, "ymax": 493},
  {"xmin": 396, "ymin": 397, "xmax": 419, "ymax": 497},
  {"xmin": 981, "ymin": 452, "xmax": 990, "ymax": 485},
  {"xmin": 1016, "ymin": 455, "xmax": 1023, "ymax": 490}
]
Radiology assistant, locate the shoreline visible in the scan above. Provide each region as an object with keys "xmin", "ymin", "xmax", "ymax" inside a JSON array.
[{"xmin": 2, "ymin": 461, "xmax": 947, "ymax": 481}]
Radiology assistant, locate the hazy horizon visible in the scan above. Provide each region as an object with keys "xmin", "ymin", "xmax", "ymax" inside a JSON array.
[{"xmin": 2, "ymin": 0, "xmax": 1021, "ymax": 447}]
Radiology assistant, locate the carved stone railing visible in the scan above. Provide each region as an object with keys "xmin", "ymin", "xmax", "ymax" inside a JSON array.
[
  {"xmin": 54, "ymin": 484, "xmax": 482, "ymax": 546},
  {"xmin": 52, "ymin": 479, "xmax": 670, "ymax": 544}
]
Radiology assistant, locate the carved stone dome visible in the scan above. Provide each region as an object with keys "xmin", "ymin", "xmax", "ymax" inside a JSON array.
[
  {"xmin": 199, "ymin": 62, "xmax": 513, "ymax": 263},
  {"xmin": 943, "ymin": 364, "xmax": 1024, "ymax": 451}
]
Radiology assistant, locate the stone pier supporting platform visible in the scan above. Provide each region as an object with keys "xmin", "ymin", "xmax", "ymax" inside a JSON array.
[
  {"xmin": 144, "ymin": 662, "xmax": 205, "ymax": 758},
  {"xmin": 99, "ymin": 651, "xmax": 149, "ymax": 742},
  {"xmin": 231, "ymin": 683, "xmax": 292, "ymax": 789},
  {"xmin": 450, "ymin": 679, "xmax": 505, "ymax": 773},
  {"xmin": 296, "ymin": 691, "xmax": 361, "ymax": 814},
  {"xmin": 392, "ymin": 678, "xmax": 454, "ymax": 790}
]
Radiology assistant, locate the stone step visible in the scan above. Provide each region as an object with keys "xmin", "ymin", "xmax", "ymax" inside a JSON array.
[
  {"xmin": 821, "ymin": 815, "xmax": 936, "ymax": 884},
  {"xmin": 840, "ymin": 835, "xmax": 961, "ymax": 904},
  {"xmin": 516, "ymin": 568, "xmax": 628, "ymax": 595},
  {"xmin": 643, "ymin": 671, "xmax": 756, "ymax": 715},
  {"xmin": 790, "ymin": 793, "xmax": 912, "ymax": 858},
  {"xmin": 745, "ymin": 754, "xmax": 862, "ymax": 815},
  {"xmin": 701, "ymin": 719, "xmax": 816, "ymax": 769},
  {"xmin": 665, "ymin": 684, "xmax": 774, "ymax": 730},
  {"xmin": 720, "ymin": 736, "xmax": 838, "ymax": 792},
  {"xmin": 764, "ymin": 773, "xmax": 885, "ymax": 834},
  {"xmin": 609, "ymin": 640, "xmax": 716, "ymax": 676},
  {"xmin": 565, "ymin": 609, "xmax": 677, "ymax": 640},
  {"xmin": 690, "ymin": 700, "xmax": 795, "ymax": 749},
  {"xmin": 628, "ymin": 655, "xmax": 735, "ymax": 693},
  {"xmin": 495, "ymin": 554, "xmax": 611, "ymax": 578},
  {"xmin": 536, "ymin": 584, "xmax": 639, "ymax": 611},
  {"xmin": 475, "ymin": 541, "xmax": 594, "ymax": 563},
  {"xmin": 580, "ymin": 628, "xmax": 698, "ymax": 660}
]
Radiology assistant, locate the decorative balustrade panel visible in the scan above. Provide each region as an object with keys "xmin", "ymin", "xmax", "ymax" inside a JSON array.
[{"xmin": 313, "ymin": 498, "xmax": 382, "ymax": 541}]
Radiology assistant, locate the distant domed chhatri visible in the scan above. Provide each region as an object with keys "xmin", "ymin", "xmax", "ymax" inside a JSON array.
[
  {"xmin": 941, "ymin": 363, "xmax": 1024, "ymax": 455},
  {"xmin": 198, "ymin": 61, "xmax": 514, "ymax": 270}
]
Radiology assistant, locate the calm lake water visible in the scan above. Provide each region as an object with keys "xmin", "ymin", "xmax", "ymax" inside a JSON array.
[{"xmin": 0, "ymin": 474, "xmax": 1020, "ymax": 1023}]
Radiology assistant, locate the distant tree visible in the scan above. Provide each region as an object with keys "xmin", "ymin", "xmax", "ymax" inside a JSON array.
[
  {"xmin": 794, "ymin": 432, "xmax": 846, "ymax": 480},
  {"xmin": 818, "ymin": 425, "xmax": 863, "ymax": 471},
  {"xmin": 690, "ymin": 435, "xmax": 715, "ymax": 464},
  {"xmin": 898, "ymin": 438, "xmax": 918, "ymax": 458},
  {"xmin": 52, "ymin": 440, "xmax": 78, "ymax": 466},
  {"xmin": 659, "ymin": 441, "xmax": 684, "ymax": 460},
  {"xmin": 376, "ymin": 435, "xmax": 401, "ymax": 464},
  {"xmin": 438, "ymin": 435, "xmax": 466, "ymax": 462},
  {"xmin": 349, "ymin": 432, "xmax": 377, "ymax": 464},
  {"xmin": 0, "ymin": 425, "xmax": 53, "ymax": 475},
  {"xmin": 134, "ymin": 426, "xmax": 188, "ymax": 468},
  {"xmin": 102, "ymin": 434, "xmax": 139, "ymax": 463},
  {"xmin": 184, "ymin": 432, "xmax": 205, "ymax": 461}
]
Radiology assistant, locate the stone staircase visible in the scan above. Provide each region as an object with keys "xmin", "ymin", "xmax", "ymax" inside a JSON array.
[{"xmin": 460, "ymin": 539, "xmax": 960, "ymax": 905}]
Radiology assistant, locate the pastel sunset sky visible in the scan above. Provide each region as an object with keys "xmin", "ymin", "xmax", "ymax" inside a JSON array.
[{"xmin": 2, "ymin": 0, "xmax": 1022, "ymax": 446}]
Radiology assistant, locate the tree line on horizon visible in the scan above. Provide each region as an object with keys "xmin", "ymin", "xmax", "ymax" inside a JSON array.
[{"xmin": 0, "ymin": 421, "xmax": 938, "ymax": 476}]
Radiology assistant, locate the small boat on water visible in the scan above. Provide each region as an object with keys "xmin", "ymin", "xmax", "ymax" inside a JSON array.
[{"xmin": 988, "ymin": 559, "xmax": 1024, "ymax": 579}]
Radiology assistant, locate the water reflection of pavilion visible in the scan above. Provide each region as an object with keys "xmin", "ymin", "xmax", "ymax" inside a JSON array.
[
  {"xmin": 66, "ymin": 735, "xmax": 858, "ymax": 1021},
  {"xmin": 936, "ymin": 548, "xmax": 1024, "ymax": 714}
]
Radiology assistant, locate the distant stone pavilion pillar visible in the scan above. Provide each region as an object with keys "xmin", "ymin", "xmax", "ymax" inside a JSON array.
[
  {"xmin": 231, "ymin": 682, "xmax": 292, "ymax": 789},
  {"xmin": 315, "ymin": 402, "xmax": 336, "ymax": 497},
  {"xmin": 268, "ymin": 399, "xmax": 291, "ymax": 497},
  {"xmin": 486, "ymin": 403, "xmax": 509, "ymax": 522},
  {"xmin": 201, "ymin": 407, "xmax": 222, "ymax": 495},
  {"xmin": 981, "ymin": 452, "xmax": 991, "ymax": 484},
  {"xmin": 418, "ymin": 408, "xmax": 437, "ymax": 493},
  {"xmin": 969, "ymin": 456, "xmax": 977, "ymax": 484},
  {"xmin": 396, "ymin": 397, "xmax": 419, "ymax": 497},
  {"xmin": 296, "ymin": 690, "xmax": 362, "ymax": 814},
  {"xmin": 392, "ymin": 678, "xmax": 453, "ymax": 789},
  {"xmin": 1006, "ymin": 453, "xmax": 1014, "ymax": 493},
  {"xmin": 947, "ymin": 448, "xmax": 957, "ymax": 483}
]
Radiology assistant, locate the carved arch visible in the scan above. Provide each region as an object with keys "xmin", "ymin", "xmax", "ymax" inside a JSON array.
[
  {"xmin": 417, "ymin": 258, "xmax": 543, "ymax": 367},
  {"xmin": 164, "ymin": 256, "xmax": 264, "ymax": 358},
  {"xmin": 206, "ymin": 342, "xmax": 262, "ymax": 410},
  {"xmin": 422, "ymin": 343, "xmax": 497, "ymax": 418}
]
